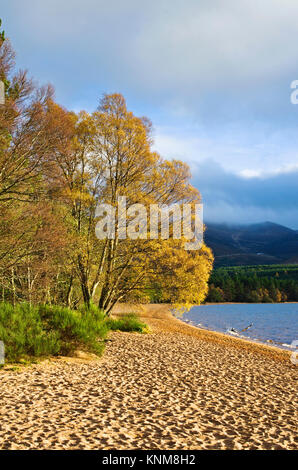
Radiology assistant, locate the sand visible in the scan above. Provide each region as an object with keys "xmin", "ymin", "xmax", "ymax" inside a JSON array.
[{"xmin": 0, "ymin": 304, "xmax": 297, "ymax": 450}]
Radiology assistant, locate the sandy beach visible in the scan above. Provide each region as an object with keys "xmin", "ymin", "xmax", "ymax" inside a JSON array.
[{"xmin": 0, "ymin": 304, "xmax": 297, "ymax": 450}]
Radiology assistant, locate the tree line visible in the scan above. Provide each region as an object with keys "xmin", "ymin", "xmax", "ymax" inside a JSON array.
[
  {"xmin": 206, "ymin": 265, "xmax": 298, "ymax": 303},
  {"xmin": 0, "ymin": 20, "xmax": 213, "ymax": 313}
]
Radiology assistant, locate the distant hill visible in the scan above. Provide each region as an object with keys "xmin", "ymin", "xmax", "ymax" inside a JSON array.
[{"xmin": 204, "ymin": 222, "xmax": 298, "ymax": 266}]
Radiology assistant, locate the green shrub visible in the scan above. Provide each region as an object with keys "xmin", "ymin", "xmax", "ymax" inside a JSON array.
[
  {"xmin": 0, "ymin": 303, "xmax": 148, "ymax": 364},
  {"xmin": 0, "ymin": 302, "xmax": 108, "ymax": 362},
  {"xmin": 39, "ymin": 304, "xmax": 108, "ymax": 355},
  {"xmin": 0, "ymin": 303, "xmax": 61, "ymax": 361},
  {"xmin": 106, "ymin": 313, "xmax": 147, "ymax": 333}
]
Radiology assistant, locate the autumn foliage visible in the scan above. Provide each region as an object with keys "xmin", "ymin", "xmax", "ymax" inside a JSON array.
[{"xmin": 0, "ymin": 20, "xmax": 213, "ymax": 312}]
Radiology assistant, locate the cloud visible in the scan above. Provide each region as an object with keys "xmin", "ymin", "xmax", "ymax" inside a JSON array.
[
  {"xmin": 4, "ymin": 0, "xmax": 298, "ymax": 119},
  {"xmin": 153, "ymin": 125, "xmax": 298, "ymax": 175},
  {"xmin": 193, "ymin": 160, "xmax": 298, "ymax": 229},
  {"xmin": 3, "ymin": 1, "xmax": 298, "ymax": 227}
]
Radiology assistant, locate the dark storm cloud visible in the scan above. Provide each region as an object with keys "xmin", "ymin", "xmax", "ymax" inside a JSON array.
[{"xmin": 194, "ymin": 161, "xmax": 298, "ymax": 229}]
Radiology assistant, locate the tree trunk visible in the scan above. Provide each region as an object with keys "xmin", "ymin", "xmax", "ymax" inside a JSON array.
[
  {"xmin": 66, "ymin": 275, "xmax": 73, "ymax": 307},
  {"xmin": 11, "ymin": 267, "xmax": 16, "ymax": 306},
  {"xmin": 77, "ymin": 255, "xmax": 91, "ymax": 308}
]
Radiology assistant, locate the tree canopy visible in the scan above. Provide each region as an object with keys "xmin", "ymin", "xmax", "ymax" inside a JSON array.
[{"xmin": 0, "ymin": 20, "xmax": 213, "ymax": 312}]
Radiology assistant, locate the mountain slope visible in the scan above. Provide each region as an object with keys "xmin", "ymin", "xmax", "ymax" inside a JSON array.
[{"xmin": 205, "ymin": 222, "xmax": 298, "ymax": 266}]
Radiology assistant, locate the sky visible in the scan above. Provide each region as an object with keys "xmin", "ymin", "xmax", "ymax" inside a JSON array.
[{"xmin": 2, "ymin": 0, "xmax": 298, "ymax": 228}]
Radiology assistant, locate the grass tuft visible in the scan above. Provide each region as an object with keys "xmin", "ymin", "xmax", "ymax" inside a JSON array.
[{"xmin": 106, "ymin": 313, "xmax": 148, "ymax": 333}]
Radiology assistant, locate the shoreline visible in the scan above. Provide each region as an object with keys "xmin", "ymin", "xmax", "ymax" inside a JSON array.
[
  {"xmin": 180, "ymin": 318, "xmax": 294, "ymax": 353},
  {"xmin": 179, "ymin": 308, "xmax": 296, "ymax": 354},
  {"xmin": 113, "ymin": 303, "xmax": 293, "ymax": 363}
]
